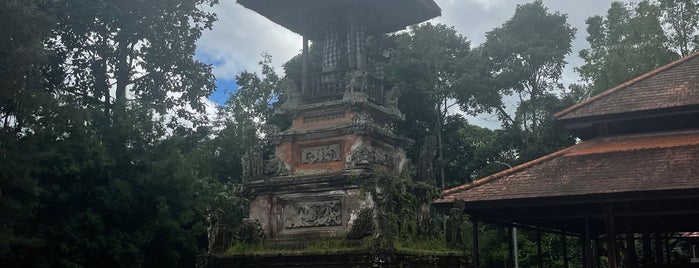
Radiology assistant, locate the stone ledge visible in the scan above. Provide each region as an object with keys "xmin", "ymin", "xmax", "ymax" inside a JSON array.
[{"xmin": 199, "ymin": 250, "xmax": 466, "ymax": 268}]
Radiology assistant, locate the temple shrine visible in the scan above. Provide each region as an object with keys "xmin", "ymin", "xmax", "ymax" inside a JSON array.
[
  {"xmin": 237, "ymin": 0, "xmax": 440, "ymax": 242},
  {"xmin": 198, "ymin": 1, "xmax": 468, "ymax": 267}
]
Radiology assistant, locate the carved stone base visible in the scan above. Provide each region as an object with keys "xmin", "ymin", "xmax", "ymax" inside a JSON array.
[
  {"xmin": 201, "ymin": 250, "xmax": 466, "ymax": 268},
  {"xmin": 247, "ymin": 173, "xmax": 375, "ymax": 240}
]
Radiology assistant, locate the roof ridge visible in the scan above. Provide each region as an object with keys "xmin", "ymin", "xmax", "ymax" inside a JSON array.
[
  {"xmin": 554, "ymin": 51, "xmax": 699, "ymax": 119},
  {"xmin": 599, "ymin": 128, "xmax": 699, "ymax": 140},
  {"xmin": 440, "ymin": 143, "xmax": 584, "ymax": 196}
]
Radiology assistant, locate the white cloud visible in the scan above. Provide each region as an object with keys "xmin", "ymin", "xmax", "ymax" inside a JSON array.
[
  {"xmin": 433, "ymin": 0, "xmax": 617, "ymax": 128},
  {"xmin": 196, "ymin": 0, "xmax": 622, "ymax": 128},
  {"xmin": 196, "ymin": 1, "xmax": 301, "ymax": 80}
]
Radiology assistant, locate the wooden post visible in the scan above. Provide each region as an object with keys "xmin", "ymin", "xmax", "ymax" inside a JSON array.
[
  {"xmin": 507, "ymin": 225, "xmax": 514, "ymax": 268},
  {"xmin": 301, "ymin": 36, "xmax": 308, "ymax": 95},
  {"xmin": 655, "ymin": 232, "xmax": 664, "ymax": 265},
  {"xmin": 624, "ymin": 217, "xmax": 638, "ymax": 268},
  {"xmin": 596, "ymin": 239, "xmax": 602, "ymax": 268},
  {"xmin": 604, "ymin": 205, "xmax": 618, "ymax": 268},
  {"xmin": 581, "ymin": 236, "xmax": 588, "ymax": 268},
  {"xmin": 562, "ymin": 232, "xmax": 569, "ymax": 268},
  {"xmin": 536, "ymin": 228, "xmax": 543, "ymax": 268},
  {"xmin": 664, "ymin": 233, "xmax": 671, "ymax": 264},
  {"xmin": 583, "ymin": 218, "xmax": 593, "ymax": 268},
  {"xmin": 472, "ymin": 218, "xmax": 479, "ymax": 268},
  {"xmin": 642, "ymin": 232, "xmax": 652, "ymax": 265}
]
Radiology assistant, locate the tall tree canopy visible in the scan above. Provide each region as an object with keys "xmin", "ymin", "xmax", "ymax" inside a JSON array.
[
  {"xmin": 390, "ymin": 23, "xmax": 472, "ymax": 187},
  {"xmin": 659, "ymin": 0, "xmax": 699, "ymax": 57},
  {"xmin": 390, "ymin": 23, "xmax": 500, "ymax": 188},
  {"xmin": 576, "ymin": 1, "xmax": 679, "ymax": 96},
  {"xmin": 49, "ymin": 0, "xmax": 217, "ymax": 127},
  {"xmin": 1, "ymin": 0, "xmax": 222, "ymax": 267},
  {"xmin": 1, "ymin": 0, "xmax": 55, "ymax": 263},
  {"xmin": 481, "ymin": 0, "xmax": 577, "ymax": 161}
]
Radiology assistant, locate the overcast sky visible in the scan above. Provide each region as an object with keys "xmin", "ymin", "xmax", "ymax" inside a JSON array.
[{"xmin": 195, "ymin": 0, "xmax": 623, "ymax": 128}]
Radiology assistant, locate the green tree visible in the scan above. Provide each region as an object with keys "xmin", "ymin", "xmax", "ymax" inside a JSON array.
[
  {"xmin": 11, "ymin": 104, "xmax": 214, "ymax": 267},
  {"xmin": 390, "ymin": 23, "xmax": 499, "ymax": 188},
  {"xmin": 481, "ymin": 0, "xmax": 576, "ymax": 161},
  {"xmin": 48, "ymin": 0, "xmax": 217, "ymax": 127},
  {"xmin": 1, "ymin": 0, "xmax": 222, "ymax": 266},
  {"xmin": 0, "ymin": 0, "xmax": 56, "ymax": 262},
  {"xmin": 206, "ymin": 54, "xmax": 288, "ymax": 185},
  {"xmin": 500, "ymin": 93, "xmax": 575, "ymax": 162},
  {"xmin": 224, "ymin": 53, "xmax": 284, "ymax": 137},
  {"xmin": 440, "ymin": 115, "xmax": 506, "ymax": 187},
  {"xmin": 577, "ymin": 1, "xmax": 678, "ymax": 96},
  {"xmin": 659, "ymin": 0, "xmax": 699, "ymax": 57}
]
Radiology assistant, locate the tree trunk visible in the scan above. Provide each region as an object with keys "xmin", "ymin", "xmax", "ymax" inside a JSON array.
[
  {"xmin": 91, "ymin": 59, "xmax": 110, "ymax": 117},
  {"xmin": 438, "ymin": 97, "xmax": 447, "ymax": 188},
  {"xmin": 114, "ymin": 38, "xmax": 130, "ymax": 116},
  {"xmin": 112, "ymin": 37, "xmax": 131, "ymax": 151}
]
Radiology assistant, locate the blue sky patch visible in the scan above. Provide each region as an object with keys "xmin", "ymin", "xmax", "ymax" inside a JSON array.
[{"xmin": 210, "ymin": 79, "xmax": 238, "ymax": 105}]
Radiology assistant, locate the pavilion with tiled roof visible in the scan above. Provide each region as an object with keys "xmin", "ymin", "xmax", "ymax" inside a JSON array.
[{"xmin": 436, "ymin": 52, "xmax": 699, "ymax": 268}]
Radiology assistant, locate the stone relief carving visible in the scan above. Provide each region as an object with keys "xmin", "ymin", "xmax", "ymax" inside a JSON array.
[
  {"xmin": 351, "ymin": 111, "xmax": 374, "ymax": 125},
  {"xmin": 301, "ymin": 144, "xmax": 342, "ymax": 164},
  {"xmin": 447, "ymin": 200, "xmax": 466, "ymax": 246},
  {"xmin": 416, "ymin": 135, "xmax": 436, "ymax": 183},
  {"xmin": 345, "ymin": 70, "xmax": 368, "ymax": 93},
  {"xmin": 372, "ymin": 179, "xmax": 391, "ymax": 241},
  {"xmin": 242, "ymin": 147, "xmax": 263, "ymax": 182},
  {"xmin": 207, "ymin": 208, "xmax": 228, "ymax": 253},
  {"xmin": 238, "ymin": 218, "xmax": 264, "ymax": 244},
  {"xmin": 384, "ymin": 85, "xmax": 401, "ymax": 112},
  {"xmin": 283, "ymin": 200, "xmax": 342, "ymax": 229},
  {"xmin": 346, "ymin": 144, "xmax": 393, "ymax": 169},
  {"xmin": 280, "ymin": 78, "xmax": 302, "ymax": 112},
  {"xmin": 263, "ymin": 154, "xmax": 289, "ymax": 177}
]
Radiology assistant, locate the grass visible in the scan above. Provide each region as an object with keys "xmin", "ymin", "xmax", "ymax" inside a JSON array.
[
  {"xmin": 225, "ymin": 236, "xmax": 463, "ymax": 257},
  {"xmin": 225, "ymin": 237, "xmax": 373, "ymax": 256},
  {"xmin": 393, "ymin": 237, "xmax": 463, "ymax": 255}
]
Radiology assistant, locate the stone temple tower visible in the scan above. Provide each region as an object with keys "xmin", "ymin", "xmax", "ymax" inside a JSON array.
[{"xmin": 237, "ymin": 0, "xmax": 441, "ymax": 240}]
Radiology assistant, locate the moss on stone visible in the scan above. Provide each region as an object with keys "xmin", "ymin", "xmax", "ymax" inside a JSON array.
[{"xmin": 225, "ymin": 237, "xmax": 373, "ymax": 256}]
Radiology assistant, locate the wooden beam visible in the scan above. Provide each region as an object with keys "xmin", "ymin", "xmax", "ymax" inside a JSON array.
[
  {"xmin": 604, "ymin": 205, "xmax": 618, "ymax": 268},
  {"xmin": 472, "ymin": 218, "xmax": 479, "ymax": 268},
  {"xmin": 562, "ymin": 232, "xmax": 569, "ymax": 268},
  {"xmin": 625, "ymin": 217, "xmax": 638, "ymax": 268},
  {"xmin": 655, "ymin": 232, "xmax": 664, "ymax": 265},
  {"xmin": 473, "ymin": 207, "xmax": 699, "ymax": 222},
  {"xmin": 537, "ymin": 228, "xmax": 543, "ymax": 268},
  {"xmin": 462, "ymin": 189, "xmax": 699, "ymax": 209},
  {"xmin": 507, "ymin": 225, "xmax": 514, "ymax": 268},
  {"xmin": 664, "ymin": 233, "xmax": 671, "ymax": 264},
  {"xmin": 583, "ymin": 218, "xmax": 593, "ymax": 268},
  {"xmin": 596, "ymin": 239, "xmax": 602, "ymax": 268},
  {"xmin": 642, "ymin": 232, "xmax": 652, "ymax": 266}
]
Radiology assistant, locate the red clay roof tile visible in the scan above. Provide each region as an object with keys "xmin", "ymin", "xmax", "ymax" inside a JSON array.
[
  {"xmin": 437, "ymin": 130, "xmax": 699, "ymax": 203},
  {"xmin": 555, "ymin": 52, "xmax": 699, "ymax": 120}
]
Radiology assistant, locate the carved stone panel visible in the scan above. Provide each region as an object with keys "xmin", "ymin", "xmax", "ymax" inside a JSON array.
[
  {"xmin": 301, "ymin": 144, "xmax": 342, "ymax": 164},
  {"xmin": 346, "ymin": 144, "xmax": 394, "ymax": 169},
  {"xmin": 283, "ymin": 200, "xmax": 342, "ymax": 229},
  {"xmin": 263, "ymin": 155, "xmax": 289, "ymax": 177}
]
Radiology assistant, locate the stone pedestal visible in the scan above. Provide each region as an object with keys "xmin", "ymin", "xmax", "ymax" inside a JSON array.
[
  {"xmin": 205, "ymin": 2, "xmax": 446, "ymax": 266},
  {"xmin": 247, "ymin": 96, "xmax": 409, "ymax": 240}
]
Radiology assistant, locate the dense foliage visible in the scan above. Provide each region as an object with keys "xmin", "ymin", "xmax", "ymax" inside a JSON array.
[
  {"xmin": 575, "ymin": 0, "xmax": 699, "ymax": 97},
  {"xmin": 2, "ymin": 0, "xmax": 695, "ymax": 267},
  {"xmin": 1, "ymin": 0, "xmax": 223, "ymax": 267}
]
